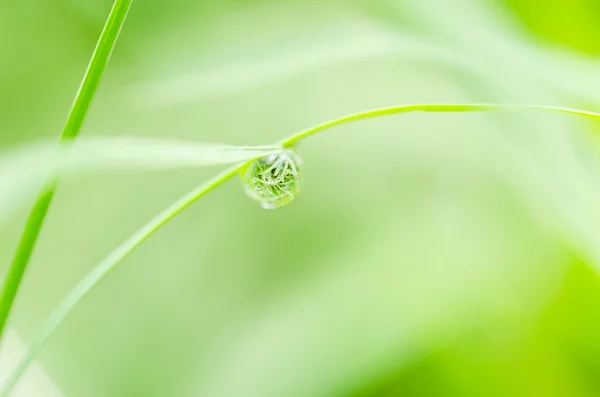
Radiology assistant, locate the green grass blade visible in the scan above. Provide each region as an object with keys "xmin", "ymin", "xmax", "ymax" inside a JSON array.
[
  {"xmin": 281, "ymin": 103, "xmax": 600, "ymax": 147},
  {"xmin": 3, "ymin": 102, "xmax": 600, "ymax": 395},
  {"xmin": 0, "ymin": 0, "xmax": 133, "ymax": 341},
  {"xmin": 0, "ymin": 165, "xmax": 242, "ymax": 397}
]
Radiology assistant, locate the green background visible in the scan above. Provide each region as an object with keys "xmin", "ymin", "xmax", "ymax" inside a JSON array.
[{"xmin": 3, "ymin": 0, "xmax": 600, "ymax": 396}]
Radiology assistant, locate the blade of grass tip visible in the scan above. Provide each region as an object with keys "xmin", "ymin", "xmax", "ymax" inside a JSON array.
[
  {"xmin": 63, "ymin": 138, "xmax": 279, "ymax": 171},
  {"xmin": 0, "ymin": 139, "xmax": 279, "ymax": 230},
  {"xmin": 0, "ymin": 0, "xmax": 133, "ymax": 341},
  {"xmin": 4, "ymin": 102, "xmax": 600, "ymax": 395}
]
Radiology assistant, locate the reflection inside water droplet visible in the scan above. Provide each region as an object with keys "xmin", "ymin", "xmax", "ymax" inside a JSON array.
[{"xmin": 240, "ymin": 149, "xmax": 302, "ymax": 210}]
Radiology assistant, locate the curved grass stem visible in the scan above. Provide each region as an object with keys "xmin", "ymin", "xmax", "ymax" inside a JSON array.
[
  {"xmin": 281, "ymin": 103, "xmax": 600, "ymax": 147},
  {"xmin": 3, "ymin": 102, "xmax": 600, "ymax": 396},
  {"xmin": 0, "ymin": 0, "xmax": 133, "ymax": 344},
  {"xmin": 0, "ymin": 166, "xmax": 240, "ymax": 396}
]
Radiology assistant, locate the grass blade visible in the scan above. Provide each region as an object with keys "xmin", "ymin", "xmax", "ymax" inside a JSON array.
[
  {"xmin": 281, "ymin": 103, "xmax": 600, "ymax": 146},
  {"xmin": 0, "ymin": 0, "xmax": 133, "ymax": 341},
  {"xmin": 0, "ymin": 139, "xmax": 278, "ymax": 230},
  {"xmin": 0, "ymin": 165, "xmax": 242, "ymax": 396},
  {"xmin": 3, "ymin": 102, "xmax": 600, "ymax": 395}
]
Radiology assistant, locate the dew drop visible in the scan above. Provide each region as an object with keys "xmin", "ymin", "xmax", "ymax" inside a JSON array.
[{"xmin": 240, "ymin": 149, "xmax": 302, "ymax": 210}]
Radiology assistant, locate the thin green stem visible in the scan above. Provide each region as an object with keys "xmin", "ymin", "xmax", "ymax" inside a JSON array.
[
  {"xmin": 280, "ymin": 103, "xmax": 600, "ymax": 147},
  {"xmin": 0, "ymin": 165, "xmax": 240, "ymax": 396},
  {"xmin": 0, "ymin": 0, "xmax": 133, "ymax": 342},
  {"xmin": 3, "ymin": 103, "xmax": 600, "ymax": 396}
]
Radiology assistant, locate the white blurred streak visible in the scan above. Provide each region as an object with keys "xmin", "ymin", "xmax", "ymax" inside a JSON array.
[
  {"xmin": 59, "ymin": 138, "xmax": 275, "ymax": 171},
  {"xmin": 127, "ymin": 1, "xmax": 600, "ymax": 110},
  {"xmin": 0, "ymin": 138, "xmax": 275, "ymax": 228},
  {"xmin": 0, "ymin": 330, "xmax": 64, "ymax": 397},
  {"xmin": 0, "ymin": 144, "xmax": 52, "ymax": 228},
  {"xmin": 127, "ymin": 23, "xmax": 454, "ymax": 107}
]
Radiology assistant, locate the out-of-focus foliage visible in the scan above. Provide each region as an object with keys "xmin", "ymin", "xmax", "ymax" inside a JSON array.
[{"xmin": 2, "ymin": 0, "xmax": 600, "ymax": 396}]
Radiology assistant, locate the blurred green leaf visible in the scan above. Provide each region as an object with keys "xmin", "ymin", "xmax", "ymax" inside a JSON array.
[{"xmin": 0, "ymin": 138, "xmax": 275, "ymax": 228}]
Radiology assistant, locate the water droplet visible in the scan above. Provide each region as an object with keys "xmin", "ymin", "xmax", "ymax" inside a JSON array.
[{"xmin": 240, "ymin": 149, "xmax": 302, "ymax": 209}]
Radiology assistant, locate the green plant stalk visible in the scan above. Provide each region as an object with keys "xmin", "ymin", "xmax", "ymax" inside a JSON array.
[
  {"xmin": 3, "ymin": 103, "xmax": 600, "ymax": 396},
  {"xmin": 0, "ymin": 0, "xmax": 133, "ymax": 342},
  {"xmin": 0, "ymin": 166, "xmax": 239, "ymax": 396},
  {"xmin": 281, "ymin": 103, "xmax": 600, "ymax": 146}
]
